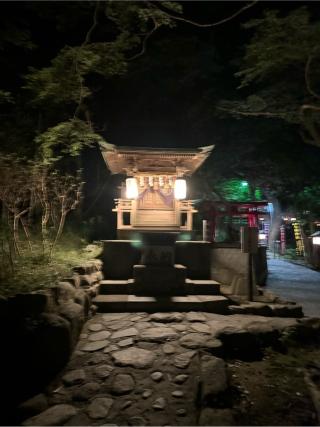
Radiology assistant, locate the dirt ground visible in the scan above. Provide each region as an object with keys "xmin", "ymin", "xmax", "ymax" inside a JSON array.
[{"xmin": 227, "ymin": 346, "xmax": 320, "ymax": 426}]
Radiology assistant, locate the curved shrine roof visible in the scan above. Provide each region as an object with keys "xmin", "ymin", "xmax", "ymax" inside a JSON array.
[{"xmin": 99, "ymin": 142, "xmax": 214, "ymax": 176}]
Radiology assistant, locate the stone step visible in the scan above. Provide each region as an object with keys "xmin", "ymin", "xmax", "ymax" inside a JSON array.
[
  {"xmin": 99, "ymin": 279, "xmax": 221, "ymax": 296},
  {"xmin": 92, "ymin": 294, "xmax": 229, "ymax": 314},
  {"xmin": 185, "ymin": 279, "xmax": 221, "ymax": 295},
  {"xmin": 99, "ymin": 280, "xmax": 133, "ymax": 295}
]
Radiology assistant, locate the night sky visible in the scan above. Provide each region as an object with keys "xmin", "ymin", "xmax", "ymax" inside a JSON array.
[{"xmin": 1, "ymin": 1, "xmax": 320, "ymax": 237}]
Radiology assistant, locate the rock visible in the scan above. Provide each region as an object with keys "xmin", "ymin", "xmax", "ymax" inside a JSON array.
[
  {"xmin": 37, "ymin": 313, "xmax": 72, "ymax": 374},
  {"xmin": 172, "ymin": 390, "xmax": 184, "ymax": 398},
  {"xmin": 142, "ymin": 389, "xmax": 153, "ymax": 399},
  {"xmin": 18, "ymin": 394, "xmax": 48, "ymax": 418},
  {"xmin": 79, "ymin": 274, "xmax": 95, "ymax": 287},
  {"xmin": 130, "ymin": 315, "xmax": 144, "ymax": 322},
  {"xmin": 140, "ymin": 327, "xmax": 178, "ymax": 342},
  {"xmin": 217, "ymin": 327, "xmax": 261, "ymax": 358},
  {"xmin": 180, "ymin": 333, "xmax": 223, "ymax": 353},
  {"xmin": 186, "ymin": 312, "xmax": 207, "ymax": 322},
  {"xmin": 176, "ymin": 408, "xmax": 187, "ymax": 416},
  {"xmin": 86, "ymin": 397, "xmax": 113, "ymax": 419},
  {"xmin": 150, "ymin": 313, "xmax": 184, "ymax": 323},
  {"xmin": 64, "ymin": 411, "xmax": 91, "ymax": 426},
  {"xmin": 174, "ymin": 374, "xmax": 189, "ymax": 384},
  {"xmin": 48, "ymin": 388, "xmax": 71, "ymax": 406},
  {"xmin": 270, "ymin": 304, "xmax": 303, "ymax": 318},
  {"xmin": 58, "ymin": 302, "xmax": 84, "ymax": 345},
  {"xmin": 104, "ymin": 344, "xmax": 119, "ymax": 353},
  {"xmin": 172, "ymin": 323, "xmax": 188, "ymax": 332},
  {"xmin": 121, "ymin": 400, "xmax": 133, "ymax": 409},
  {"xmin": 107, "ymin": 321, "xmax": 133, "ymax": 330},
  {"xmin": 198, "ymin": 408, "xmax": 235, "ymax": 426},
  {"xmin": 112, "ymin": 347, "xmax": 156, "ymax": 368},
  {"xmin": 135, "ymin": 321, "xmax": 151, "ymax": 330},
  {"xmin": 118, "ymin": 338, "xmax": 134, "ymax": 347},
  {"xmin": 200, "ymin": 356, "xmax": 227, "ymax": 401},
  {"xmin": 229, "ymin": 303, "xmax": 273, "ymax": 317},
  {"xmin": 62, "ymin": 369, "xmax": 86, "ymax": 386},
  {"xmin": 22, "ymin": 404, "xmax": 77, "ymax": 426},
  {"xmin": 81, "ymin": 340, "xmax": 109, "ymax": 352},
  {"xmin": 174, "ymin": 351, "xmax": 196, "ymax": 369},
  {"xmin": 88, "ymin": 330, "xmax": 111, "ymax": 341},
  {"xmin": 9, "ymin": 293, "xmax": 48, "ymax": 317},
  {"xmin": 80, "ymin": 333, "xmax": 88, "ymax": 339},
  {"xmin": 191, "ymin": 322, "xmax": 211, "ymax": 334},
  {"xmin": 111, "ymin": 327, "xmax": 139, "ymax": 340},
  {"xmin": 128, "ymin": 416, "xmax": 146, "ymax": 426},
  {"xmin": 111, "ymin": 373, "xmax": 135, "ymax": 395},
  {"xmin": 88, "ymin": 323, "xmax": 103, "ymax": 332},
  {"xmin": 56, "ymin": 282, "xmax": 76, "ymax": 302},
  {"xmin": 163, "ymin": 343, "xmax": 176, "ymax": 354},
  {"xmin": 86, "ymin": 353, "xmax": 108, "ymax": 365},
  {"xmin": 151, "ymin": 371, "xmax": 163, "ymax": 382},
  {"xmin": 72, "ymin": 382, "xmax": 100, "ymax": 401},
  {"xmin": 94, "ymin": 364, "xmax": 114, "ymax": 379},
  {"xmin": 102, "ymin": 313, "xmax": 130, "ymax": 322},
  {"xmin": 152, "ymin": 397, "xmax": 166, "ymax": 410}
]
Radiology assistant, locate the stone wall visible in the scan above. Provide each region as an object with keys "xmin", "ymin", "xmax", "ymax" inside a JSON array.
[
  {"xmin": 210, "ymin": 244, "xmax": 268, "ymax": 295},
  {"xmin": 0, "ymin": 259, "xmax": 103, "ymax": 418}
]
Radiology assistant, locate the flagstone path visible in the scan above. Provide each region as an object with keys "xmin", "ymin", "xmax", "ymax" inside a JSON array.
[{"xmin": 21, "ymin": 311, "xmax": 300, "ymax": 426}]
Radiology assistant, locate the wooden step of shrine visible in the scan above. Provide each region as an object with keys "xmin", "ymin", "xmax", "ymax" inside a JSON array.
[
  {"xmin": 92, "ymin": 294, "xmax": 229, "ymax": 314},
  {"xmin": 98, "ymin": 279, "xmax": 221, "ymax": 296}
]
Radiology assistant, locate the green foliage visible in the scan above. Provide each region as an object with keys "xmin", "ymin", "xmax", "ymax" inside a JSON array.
[
  {"xmin": 295, "ymin": 185, "xmax": 320, "ymax": 217},
  {"xmin": 215, "ymin": 178, "xmax": 263, "ymax": 202},
  {"xmin": 237, "ymin": 7, "xmax": 320, "ymax": 87},
  {"xmin": 219, "ymin": 6, "xmax": 320, "ymax": 147},
  {"xmin": 35, "ymin": 119, "xmax": 106, "ymax": 163},
  {"xmin": 0, "ymin": 89, "xmax": 14, "ymax": 104},
  {"xmin": 105, "ymin": 1, "xmax": 182, "ymax": 33},
  {"xmin": 0, "ymin": 234, "xmax": 102, "ymax": 298},
  {"xmin": 25, "ymin": 42, "xmax": 128, "ymax": 105}
]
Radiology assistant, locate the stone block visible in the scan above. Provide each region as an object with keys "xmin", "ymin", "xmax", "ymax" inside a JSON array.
[
  {"xmin": 175, "ymin": 241, "xmax": 211, "ymax": 279},
  {"xmin": 133, "ymin": 264, "xmax": 186, "ymax": 295},
  {"xmin": 101, "ymin": 240, "xmax": 141, "ymax": 279}
]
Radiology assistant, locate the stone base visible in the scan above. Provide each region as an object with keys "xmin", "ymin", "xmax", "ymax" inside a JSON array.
[{"xmin": 133, "ymin": 264, "xmax": 187, "ymax": 295}]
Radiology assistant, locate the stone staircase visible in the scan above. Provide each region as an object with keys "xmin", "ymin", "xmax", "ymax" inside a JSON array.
[{"xmin": 92, "ymin": 277, "xmax": 229, "ymax": 313}]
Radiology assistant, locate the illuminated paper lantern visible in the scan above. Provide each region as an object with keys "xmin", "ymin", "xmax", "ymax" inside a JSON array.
[
  {"xmin": 174, "ymin": 179, "xmax": 186, "ymax": 200},
  {"xmin": 313, "ymin": 236, "xmax": 320, "ymax": 246},
  {"xmin": 126, "ymin": 178, "xmax": 138, "ymax": 199}
]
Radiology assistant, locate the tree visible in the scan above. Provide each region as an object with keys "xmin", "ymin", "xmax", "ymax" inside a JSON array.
[{"xmin": 218, "ymin": 7, "xmax": 320, "ymax": 148}]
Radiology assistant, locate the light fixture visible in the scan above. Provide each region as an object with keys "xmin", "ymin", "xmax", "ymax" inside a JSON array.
[
  {"xmin": 259, "ymin": 233, "xmax": 266, "ymax": 240},
  {"xmin": 126, "ymin": 178, "xmax": 138, "ymax": 199},
  {"xmin": 313, "ymin": 236, "xmax": 320, "ymax": 246},
  {"xmin": 174, "ymin": 179, "xmax": 187, "ymax": 200}
]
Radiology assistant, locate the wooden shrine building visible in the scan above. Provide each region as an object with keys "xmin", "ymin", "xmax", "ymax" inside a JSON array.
[{"xmin": 99, "ymin": 142, "xmax": 213, "ymax": 238}]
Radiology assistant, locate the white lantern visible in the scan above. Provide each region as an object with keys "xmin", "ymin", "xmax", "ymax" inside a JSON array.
[
  {"xmin": 174, "ymin": 178, "xmax": 187, "ymax": 200},
  {"xmin": 126, "ymin": 178, "xmax": 138, "ymax": 199},
  {"xmin": 313, "ymin": 236, "xmax": 320, "ymax": 246}
]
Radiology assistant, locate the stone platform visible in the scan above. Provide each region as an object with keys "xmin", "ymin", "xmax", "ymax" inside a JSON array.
[{"xmin": 92, "ymin": 294, "xmax": 229, "ymax": 313}]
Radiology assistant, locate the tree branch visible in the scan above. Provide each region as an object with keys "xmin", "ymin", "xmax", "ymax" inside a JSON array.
[
  {"xmin": 216, "ymin": 105, "xmax": 287, "ymax": 118},
  {"xmin": 148, "ymin": 0, "xmax": 259, "ymax": 28},
  {"xmin": 128, "ymin": 18, "xmax": 159, "ymax": 61}
]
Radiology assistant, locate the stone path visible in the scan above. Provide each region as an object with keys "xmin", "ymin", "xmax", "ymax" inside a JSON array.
[
  {"xmin": 21, "ymin": 311, "xmax": 300, "ymax": 426},
  {"xmin": 267, "ymin": 257, "xmax": 320, "ymax": 317}
]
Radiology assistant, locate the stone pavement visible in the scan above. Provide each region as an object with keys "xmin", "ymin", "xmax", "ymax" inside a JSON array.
[
  {"xmin": 21, "ymin": 311, "xmax": 301, "ymax": 426},
  {"xmin": 267, "ymin": 257, "xmax": 320, "ymax": 317}
]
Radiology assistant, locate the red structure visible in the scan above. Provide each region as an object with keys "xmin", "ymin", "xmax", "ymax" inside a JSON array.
[{"xmin": 200, "ymin": 200, "xmax": 270, "ymax": 243}]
